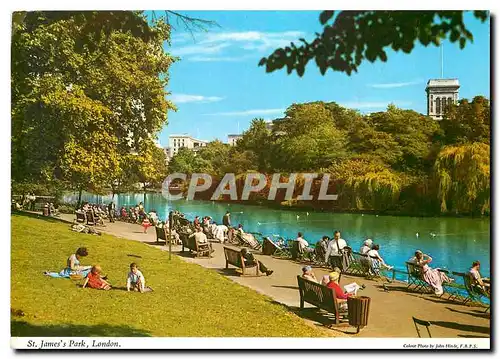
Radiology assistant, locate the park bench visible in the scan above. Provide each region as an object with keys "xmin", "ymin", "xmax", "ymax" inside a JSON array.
[
  {"xmin": 296, "ymin": 275, "xmax": 348, "ymax": 325},
  {"xmin": 86, "ymin": 210, "xmax": 97, "ymax": 226},
  {"xmin": 75, "ymin": 211, "xmax": 86, "ymax": 223},
  {"xmin": 462, "ymin": 271, "xmax": 490, "ymax": 312},
  {"xmin": 180, "ymin": 232, "xmax": 212, "ymax": 258},
  {"xmin": 155, "ymin": 226, "xmax": 177, "ymax": 245},
  {"xmin": 345, "ymin": 251, "xmax": 371, "ymax": 276},
  {"xmin": 223, "ymin": 247, "xmax": 260, "ymax": 276}
]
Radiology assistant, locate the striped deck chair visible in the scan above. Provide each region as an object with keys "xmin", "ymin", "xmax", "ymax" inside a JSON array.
[
  {"xmin": 406, "ymin": 262, "xmax": 433, "ymax": 294},
  {"xmin": 463, "ymin": 272, "xmax": 490, "ymax": 312},
  {"xmin": 438, "ymin": 270, "xmax": 468, "ymax": 302}
]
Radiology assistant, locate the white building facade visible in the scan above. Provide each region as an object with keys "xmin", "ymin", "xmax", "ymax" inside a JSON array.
[
  {"xmin": 166, "ymin": 134, "xmax": 208, "ymax": 161},
  {"xmin": 425, "ymin": 79, "xmax": 460, "ymax": 120},
  {"xmin": 227, "ymin": 134, "xmax": 243, "ymax": 146}
]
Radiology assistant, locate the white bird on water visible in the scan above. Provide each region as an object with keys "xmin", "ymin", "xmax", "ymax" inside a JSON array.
[
  {"xmin": 296, "ymin": 215, "xmax": 300, "ymax": 221},
  {"xmin": 416, "ymin": 232, "xmax": 420, "ymax": 238},
  {"xmin": 257, "ymin": 222, "xmax": 261, "ymax": 226},
  {"xmin": 306, "ymin": 212, "xmax": 309, "ymax": 216},
  {"xmin": 430, "ymin": 232, "xmax": 437, "ymax": 237}
]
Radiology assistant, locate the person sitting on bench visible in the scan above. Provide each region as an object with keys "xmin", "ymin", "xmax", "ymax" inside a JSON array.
[
  {"xmin": 190, "ymin": 226, "xmax": 213, "ymax": 252},
  {"xmin": 301, "ymin": 265, "xmax": 318, "ymax": 283},
  {"xmin": 240, "ymin": 248, "xmax": 273, "ymax": 276}
]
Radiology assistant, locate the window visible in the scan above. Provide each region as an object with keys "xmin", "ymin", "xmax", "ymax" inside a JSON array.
[
  {"xmin": 436, "ymin": 97, "xmax": 440, "ymax": 114},
  {"xmin": 441, "ymin": 97, "xmax": 446, "ymax": 113},
  {"xmin": 447, "ymin": 97, "xmax": 452, "ymax": 107},
  {"xmin": 430, "ymin": 95, "xmax": 433, "ymax": 113}
]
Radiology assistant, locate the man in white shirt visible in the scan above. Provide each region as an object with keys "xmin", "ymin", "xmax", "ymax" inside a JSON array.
[
  {"xmin": 325, "ymin": 231, "xmax": 348, "ymax": 270},
  {"xmin": 295, "ymin": 232, "xmax": 315, "ymax": 259},
  {"xmin": 190, "ymin": 226, "xmax": 208, "ymax": 244}
]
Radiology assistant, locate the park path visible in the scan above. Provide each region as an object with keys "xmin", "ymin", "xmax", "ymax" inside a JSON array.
[{"xmin": 57, "ymin": 213, "xmax": 490, "ymax": 338}]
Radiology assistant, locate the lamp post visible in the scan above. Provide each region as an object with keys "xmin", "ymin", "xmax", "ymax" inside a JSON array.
[{"xmin": 168, "ymin": 211, "xmax": 173, "ymax": 260}]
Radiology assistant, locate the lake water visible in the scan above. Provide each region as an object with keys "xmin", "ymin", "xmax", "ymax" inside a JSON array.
[{"xmin": 64, "ymin": 192, "xmax": 491, "ymax": 278}]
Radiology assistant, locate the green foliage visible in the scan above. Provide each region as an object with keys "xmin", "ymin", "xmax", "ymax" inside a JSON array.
[
  {"xmin": 434, "ymin": 143, "xmax": 490, "ymax": 215},
  {"xmin": 259, "ymin": 11, "xmax": 489, "ymax": 76},
  {"xmin": 328, "ymin": 158, "xmax": 408, "ymax": 211},
  {"xmin": 166, "ymin": 97, "xmax": 489, "ymax": 216},
  {"xmin": 11, "ymin": 11, "xmax": 175, "ymax": 194},
  {"xmin": 440, "ymin": 96, "xmax": 490, "ymax": 145},
  {"xmin": 11, "ymin": 214, "xmax": 329, "ymax": 337}
]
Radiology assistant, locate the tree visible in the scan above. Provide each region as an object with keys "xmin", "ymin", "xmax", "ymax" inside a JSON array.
[
  {"xmin": 11, "ymin": 11, "xmax": 175, "ymax": 193},
  {"xmin": 440, "ymin": 96, "xmax": 490, "ymax": 145},
  {"xmin": 237, "ymin": 119, "xmax": 273, "ymax": 172},
  {"xmin": 271, "ymin": 102, "xmax": 347, "ymax": 171},
  {"xmin": 328, "ymin": 158, "xmax": 408, "ymax": 211},
  {"xmin": 133, "ymin": 142, "xmax": 168, "ymax": 197},
  {"xmin": 353, "ymin": 105, "xmax": 441, "ymax": 172},
  {"xmin": 259, "ymin": 11, "xmax": 489, "ymax": 76},
  {"xmin": 433, "ymin": 143, "xmax": 490, "ymax": 215}
]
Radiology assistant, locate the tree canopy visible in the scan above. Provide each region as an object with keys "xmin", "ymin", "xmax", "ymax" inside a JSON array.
[
  {"xmin": 11, "ymin": 11, "xmax": 174, "ymax": 196},
  {"xmin": 259, "ymin": 11, "xmax": 489, "ymax": 76}
]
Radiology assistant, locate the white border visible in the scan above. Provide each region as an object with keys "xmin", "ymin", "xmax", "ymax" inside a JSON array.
[{"xmin": 2, "ymin": 0, "xmax": 496, "ymax": 356}]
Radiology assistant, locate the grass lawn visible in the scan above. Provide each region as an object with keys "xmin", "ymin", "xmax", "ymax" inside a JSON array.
[{"xmin": 11, "ymin": 213, "xmax": 331, "ymax": 337}]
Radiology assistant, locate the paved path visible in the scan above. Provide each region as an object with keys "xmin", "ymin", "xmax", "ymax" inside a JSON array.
[{"xmin": 57, "ymin": 213, "xmax": 490, "ymax": 338}]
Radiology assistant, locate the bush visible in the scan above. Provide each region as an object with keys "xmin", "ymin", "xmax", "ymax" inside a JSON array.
[{"xmin": 57, "ymin": 204, "xmax": 76, "ymax": 214}]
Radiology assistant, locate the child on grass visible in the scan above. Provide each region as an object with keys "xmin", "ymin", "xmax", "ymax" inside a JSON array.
[
  {"xmin": 82, "ymin": 265, "xmax": 111, "ymax": 290},
  {"xmin": 127, "ymin": 263, "xmax": 145, "ymax": 293}
]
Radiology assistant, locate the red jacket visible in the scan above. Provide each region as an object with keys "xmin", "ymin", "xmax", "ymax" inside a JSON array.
[{"xmin": 327, "ymin": 281, "xmax": 351, "ymax": 300}]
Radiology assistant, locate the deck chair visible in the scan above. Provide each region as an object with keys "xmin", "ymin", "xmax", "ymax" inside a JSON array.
[
  {"xmin": 346, "ymin": 251, "xmax": 370, "ymax": 276},
  {"xmin": 463, "ymin": 272, "xmax": 490, "ymax": 311},
  {"xmin": 406, "ymin": 262, "xmax": 433, "ymax": 294},
  {"xmin": 271, "ymin": 237, "xmax": 291, "ymax": 258},
  {"xmin": 412, "ymin": 317, "xmax": 432, "ymax": 338},
  {"xmin": 439, "ymin": 270, "xmax": 468, "ymax": 302}
]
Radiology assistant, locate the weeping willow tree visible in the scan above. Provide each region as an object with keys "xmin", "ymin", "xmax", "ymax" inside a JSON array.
[
  {"xmin": 328, "ymin": 159, "xmax": 407, "ymax": 211},
  {"xmin": 434, "ymin": 142, "xmax": 490, "ymax": 215}
]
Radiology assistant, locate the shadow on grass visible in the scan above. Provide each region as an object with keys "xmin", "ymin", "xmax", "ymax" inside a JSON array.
[
  {"xmin": 11, "ymin": 211, "xmax": 69, "ymax": 224},
  {"xmin": 267, "ymin": 300, "xmax": 352, "ymax": 333},
  {"xmin": 127, "ymin": 254, "xmax": 143, "ymax": 258},
  {"xmin": 11, "ymin": 320, "xmax": 151, "ymax": 337},
  {"xmin": 429, "ymin": 320, "xmax": 490, "ymax": 335}
]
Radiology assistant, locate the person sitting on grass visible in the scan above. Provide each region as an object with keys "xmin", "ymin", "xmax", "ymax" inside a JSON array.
[
  {"xmin": 83, "ymin": 265, "xmax": 111, "ymax": 290},
  {"xmin": 44, "ymin": 247, "xmax": 92, "ymax": 279},
  {"xmin": 127, "ymin": 263, "xmax": 146, "ymax": 293},
  {"xmin": 301, "ymin": 265, "xmax": 318, "ymax": 283},
  {"xmin": 240, "ymin": 248, "xmax": 273, "ymax": 276}
]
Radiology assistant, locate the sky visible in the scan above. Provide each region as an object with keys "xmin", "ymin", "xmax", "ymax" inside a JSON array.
[{"xmin": 155, "ymin": 11, "xmax": 490, "ymax": 145}]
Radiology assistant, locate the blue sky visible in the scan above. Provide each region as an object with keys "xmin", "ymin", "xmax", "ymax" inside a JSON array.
[{"xmin": 156, "ymin": 11, "xmax": 490, "ymax": 145}]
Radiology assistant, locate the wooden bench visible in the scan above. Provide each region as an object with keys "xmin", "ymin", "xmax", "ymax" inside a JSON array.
[
  {"xmin": 297, "ymin": 275, "xmax": 348, "ymax": 325},
  {"xmin": 262, "ymin": 237, "xmax": 279, "ymax": 255},
  {"xmin": 223, "ymin": 247, "xmax": 259, "ymax": 276},
  {"xmin": 180, "ymin": 232, "xmax": 212, "ymax": 258},
  {"xmin": 155, "ymin": 226, "xmax": 176, "ymax": 244},
  {"xmin": 75, "ymin": 211, "xmax": 86, "ymax": 223}
]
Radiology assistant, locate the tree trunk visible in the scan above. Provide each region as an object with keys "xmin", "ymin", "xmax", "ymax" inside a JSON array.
[
  {"xmin": 77, "ymin": 188, "xmax": 83, "ymax": 209},
  {"xmin": 143, "ymin": 182, "xmax": 147, "ymax": 207}
]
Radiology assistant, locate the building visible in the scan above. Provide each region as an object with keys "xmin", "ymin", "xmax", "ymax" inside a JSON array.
[
  {"xmin": 166, "ymin": 134, "xmax": 208, "ymax": 161},
  {"xmin": 227, "ymin": 134, "xmax": 243, "ymax": 146},
  {"xmin": 425, "ymin": 79, "xmax": 460, "ymax": 120}
]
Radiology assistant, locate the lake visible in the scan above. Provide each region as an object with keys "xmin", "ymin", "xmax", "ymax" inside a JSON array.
[{"xmin": 63, "ymin": 192, "xmax": 491, "ymax": 278}]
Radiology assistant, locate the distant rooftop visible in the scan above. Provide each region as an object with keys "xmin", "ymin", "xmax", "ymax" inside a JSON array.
[
  {"xmin": 228, "ymin": 134, "xmax": 242, "ymax": 137},
  {"xmin": 426, "ymin": 79, "xmax": 460, "ymax": 87}
]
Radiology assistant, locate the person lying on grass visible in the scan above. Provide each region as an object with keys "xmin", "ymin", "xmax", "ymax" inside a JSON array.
[
  {"xmin": 83, "ymin": 265, "xmax": 111, "ymax": 290},
  {"xmin": 127, "ymin": 263, "xmax": 146, "ymax": 293}
]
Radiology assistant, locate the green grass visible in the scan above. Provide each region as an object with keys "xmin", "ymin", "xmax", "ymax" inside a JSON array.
[{"xmin": 11, "ymin": 213, "xmax": 330, "ymax": 337}]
